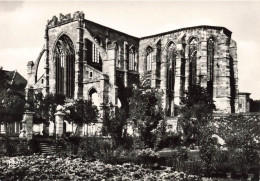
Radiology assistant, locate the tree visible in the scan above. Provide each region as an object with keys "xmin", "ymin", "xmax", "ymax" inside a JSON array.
[
  {"xmin": 65, "ymin": 99, "xmax": 99, "ymax": 136},
  {"xmin": 250, "ymin": 99, "xmax": 260, "ymax": 112},
  {"xmin": 178, "ymin": 85, "xmax": 217, "ymax": 169},
  {"xmin": 33, "ymin": 92, "xmax": 65, "ymax": 125},
  {"xmin": 102, "ymin": 104, "xmax": 128, "ymax": 147},
  {"xmin": 33, "ymin": 92, "xmax": 65, "ymax": 137},
  {"xmin": 179, "ymin": 85, "xmax": 216, "ymax": 146},
  {"xmin": 0, "ymin": 68, "xmax": 25, "ymax": 135},
  {"xmin": 218, "ymin": 114, "xmax": 260, "ymax": 173},
  {"xmin": 128, "ymin": 88, "xmax": 165, "ymax": 148}
]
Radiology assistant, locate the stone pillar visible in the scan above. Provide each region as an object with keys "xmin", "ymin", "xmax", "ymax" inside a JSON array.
[
  {"xmin": 174, "ymin": 43, "xmax": 184, "ymax": 106},
  {"xmin": 215, "ymin": 36, "xmax": 231, "ymax": 112},
  {"xmin": 43, "ymin": 26, "xmax": 50, "ymax": 95},
  {"xmin": 99, "ymin": 75, "xmax": 109, "ymax": 120},
  {"xmin": 198, "ymin": 40, "xmax": 208, "ymax": 88},
  {"xmin": 19, "ymin": 119, "xmax": 26, "ymax": 138},
  {"xmin": 233, "ymin": 57, "xmax": 239, "ymax": 111},
  {"xmin": 160, "ymin": 51, "xmax": 168, "ymax": 112},
  {"xmin": 151, "ymin": 47, "xmax": 157, "ymax": 88},
  {"xmin": 230, "ymin": 39, "xmax": 239, "ymax": 112},
  {"xmin": 27, "ymin": 61, "xmax": 35, "ymax": 86},
  {"xmin": 104, "ymin": 44, "xmax": 117, "ymax": 106},
  {"xmin": 184, "ymin": 44, "xmax": 190, "ymax": 92},
  {"xmin": 22, "ymin": 111, "xmax": 34, "ymax": 140},
  {"xmin": 55, "ymin": 109, "xmax": 65, "ymax": 137},
  {"xmin": 74, "ymin": 18, "xmax": 84, "ymax": 99}
]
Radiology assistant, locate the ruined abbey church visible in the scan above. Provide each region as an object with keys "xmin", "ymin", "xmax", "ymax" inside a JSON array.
[{"xmin": 27, "ymin": 11, "xmax": 241, "ymax": 119}]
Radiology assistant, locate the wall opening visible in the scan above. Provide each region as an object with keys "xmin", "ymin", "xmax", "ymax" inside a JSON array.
[
  {"xmin": 166, "ymin": 42, "xmax": 176, "ymax": 117},
  {"xmin": 189, "ymin": 38, "xmax": 198, "ymax": 88},
  {"xmin": 54, "ymin": 35, "xmax": 75, "ymax": 98},
  {"xmin": 89, "ymin": 88, "xmax": 99, "ymax": 108},
  {"xmin": 207, "ymin": 38, "xmax": 214, "ymax": 100}
]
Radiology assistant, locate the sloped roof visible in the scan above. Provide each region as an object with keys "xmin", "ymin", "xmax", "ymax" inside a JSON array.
[{"xmin": 4, "ymin": 70, "xmax": 27, "ymax": 89}]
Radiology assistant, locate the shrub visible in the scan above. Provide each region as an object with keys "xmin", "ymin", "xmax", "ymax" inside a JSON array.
[
  {"xmin": 2, "ymin": 137, "xmax": 31, "ymax": 156},
  {"xmin": 28, "ymin": 139, "xmax": 41, "ymax": 154},
  {"xmin": 112, "ymin": 147, "xmax": 138, "ymax": 164},
  {"xmin": 55, "ymin": 135, "xmax": 81, "ymax": 157},
  {"xmin": 77, "ymin": 136, "xmax": 114, "ymax": 163},
  {"xmin": 155, "ymin": 132, "xmax": 182, "ymax": 150},
  {"xmin": 136, "ymin": 148, "xmax": 161, "ymax": 167}
]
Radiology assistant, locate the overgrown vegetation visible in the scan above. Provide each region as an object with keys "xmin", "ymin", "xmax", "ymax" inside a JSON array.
[
  {"xmin": 128, "ymin": 88, "xmax": 165, "ymax": 148},
  {"xmin": 0, "ymin": 67, "xmax": 26, "ymax": 136},
  {"xmin": 1, "ymin": 82, "xmax": 259, "ymax": 180}
]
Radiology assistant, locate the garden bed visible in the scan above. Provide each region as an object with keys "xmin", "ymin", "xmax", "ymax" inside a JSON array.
[{"xmin": 0, "ymin": 155, "xmax": 200, "ymax": 180}]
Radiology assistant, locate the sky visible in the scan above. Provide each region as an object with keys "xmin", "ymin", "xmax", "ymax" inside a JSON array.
[{"xmin": 0, "ymin": 1, "xmax": 260, "ymax": 99}]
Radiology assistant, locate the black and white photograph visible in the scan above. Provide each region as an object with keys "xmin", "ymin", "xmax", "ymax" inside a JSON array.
[{"xmin": 0, "ymin": 1, "xmax": 260, "ymax": 180}]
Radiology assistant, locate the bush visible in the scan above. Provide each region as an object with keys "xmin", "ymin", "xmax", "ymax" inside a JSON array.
[
  {"xmin": 1, "ymin": 137, "xmax": 31, "ymax": 156},
  {"xmin": 155, "ymin": 132, "xmax": 182, "ymax": 150},
  {"xmin": 135, "ymin": 148, "xmax": 162, "ymax": 168},
  {"xmin": 55, "ymin": 135, "xmax": 81, "ymax": 158},
  {"xmin": 28, "ymin": 139, "xmax": 41, "ymax": 154},
  {"xmin": 77, "ymin": 136, "xmax": 114, "ymax": 163},
  {"xmin": 112, "ymin": 146, "xmax": 138, "ymax": 164}
]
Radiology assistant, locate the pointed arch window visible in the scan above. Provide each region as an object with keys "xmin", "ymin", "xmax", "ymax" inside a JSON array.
[
  {"xmin": 146, "ymin": 47, "xmax": 153, "ymax": 72},
  {"xmin": 84, "ymin": 38, "xmax": 102, "ymax": 71},
  {"xmin": 54, "ymin": 35, "xmax": 75, "ymax": 98},
  {"xmin": 155, "ymin": 40, "xmax": 161, "ymax": 81},
  {"xmin": 129, "ymin": 47, "xmax": 136, "ymax": 71},
  {"xmin": 113, "ymin": 42, "xmax": 120, "ymax": 68},
  {"xmin": 189, "ymin": 38, "xmax": 198, "ymax": 86},
  {"xmin": 167, "ymin": 42, "xmax": 177, "ymax": 91},
  {"xmin": 207, "ymin": 38, "xmax": 214, "ymax": 98},
  {"xmin": 92, "ymin": 38, "xmax": 100, "ymax": 63}
]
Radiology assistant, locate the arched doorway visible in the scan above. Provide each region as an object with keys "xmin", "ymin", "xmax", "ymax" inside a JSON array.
[
  {"xmin": 54, "ymin": 35, "xmax": 75, "ymax": 98},
  {"xmin": 89, "ymin": 88, "xmax": 99, "ymax": 108}
]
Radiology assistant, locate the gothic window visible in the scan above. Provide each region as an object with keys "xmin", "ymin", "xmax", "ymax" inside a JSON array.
[
  {"xmin": 189, "ymin": 38, "xmax": 198, "ymax": 86},
  {"xmin": 92, "ymin": 38, "xmax": 100, "ymax": 63},
  {"xmin": 146, "ymin": 47, "xmax": 153, "ymax": 72},
  {"xmin": 84, "ymin": 38, "xmax": 102, "ymax": 71},
  {"xmin": 129, "ymin": 47, "xmax": 136, "ymax": 71},
  {"xmin": 114, "ymin": 42, "xmax": 120, "ymax": 68},
  {"xmin": 207, "ymin": 38, "xmax": 214, "ymax": 98},
  {"xmin": 54, "ymin": 35, "xmax": 75, "ymax": 98},
  {"xmin": 156, "ymin": 40, "xmax": 161, "ymax": 83},
  {"xmin": 84, "ymin": 39, "xmax": 92, "ymax": 63},
  {"xmin": 167, "ymin": 42, "xmax": 176, "ymax": 91},
  {"xmin": 124, "ymin": 42, "xmax": 129, "ymax": 70}
]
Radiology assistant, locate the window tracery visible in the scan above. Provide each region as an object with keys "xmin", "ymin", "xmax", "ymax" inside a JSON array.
[
  {"xmin": 207, "ymin": 38, "xmax": 214, "ymax": 98},
  {"xmin": 129, "ymin": 47, "xmax": 136, "ymax": 71},
  {"xmin": 189, "ymin": 38, "xmax": 198, "ymax": 86},
  {"xmin": 54, "ymin": 35, "xmax": 75, "ymax": 98},
  {"xmin": 146, "ymin": 47, "xmax": 153, "ymax": 71}
]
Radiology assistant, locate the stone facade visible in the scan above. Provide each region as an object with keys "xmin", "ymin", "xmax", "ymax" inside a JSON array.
[
  {"xmin": 27, "ymin": 11, "xmax": 241, "ymax": 121},
  {"xmin": 238, "ymin": 92, "xmax": 251, "ymax": 113}
]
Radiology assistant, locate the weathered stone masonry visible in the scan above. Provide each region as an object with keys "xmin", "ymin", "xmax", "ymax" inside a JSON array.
[{"xmin": 27, "ymin": 11, "xmax": 240, "ymax": 123}]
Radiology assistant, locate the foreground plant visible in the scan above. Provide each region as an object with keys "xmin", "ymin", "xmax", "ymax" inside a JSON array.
[{"xmin": 0, "ymin": 155, "xmax": 200, "ymax": 181}]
